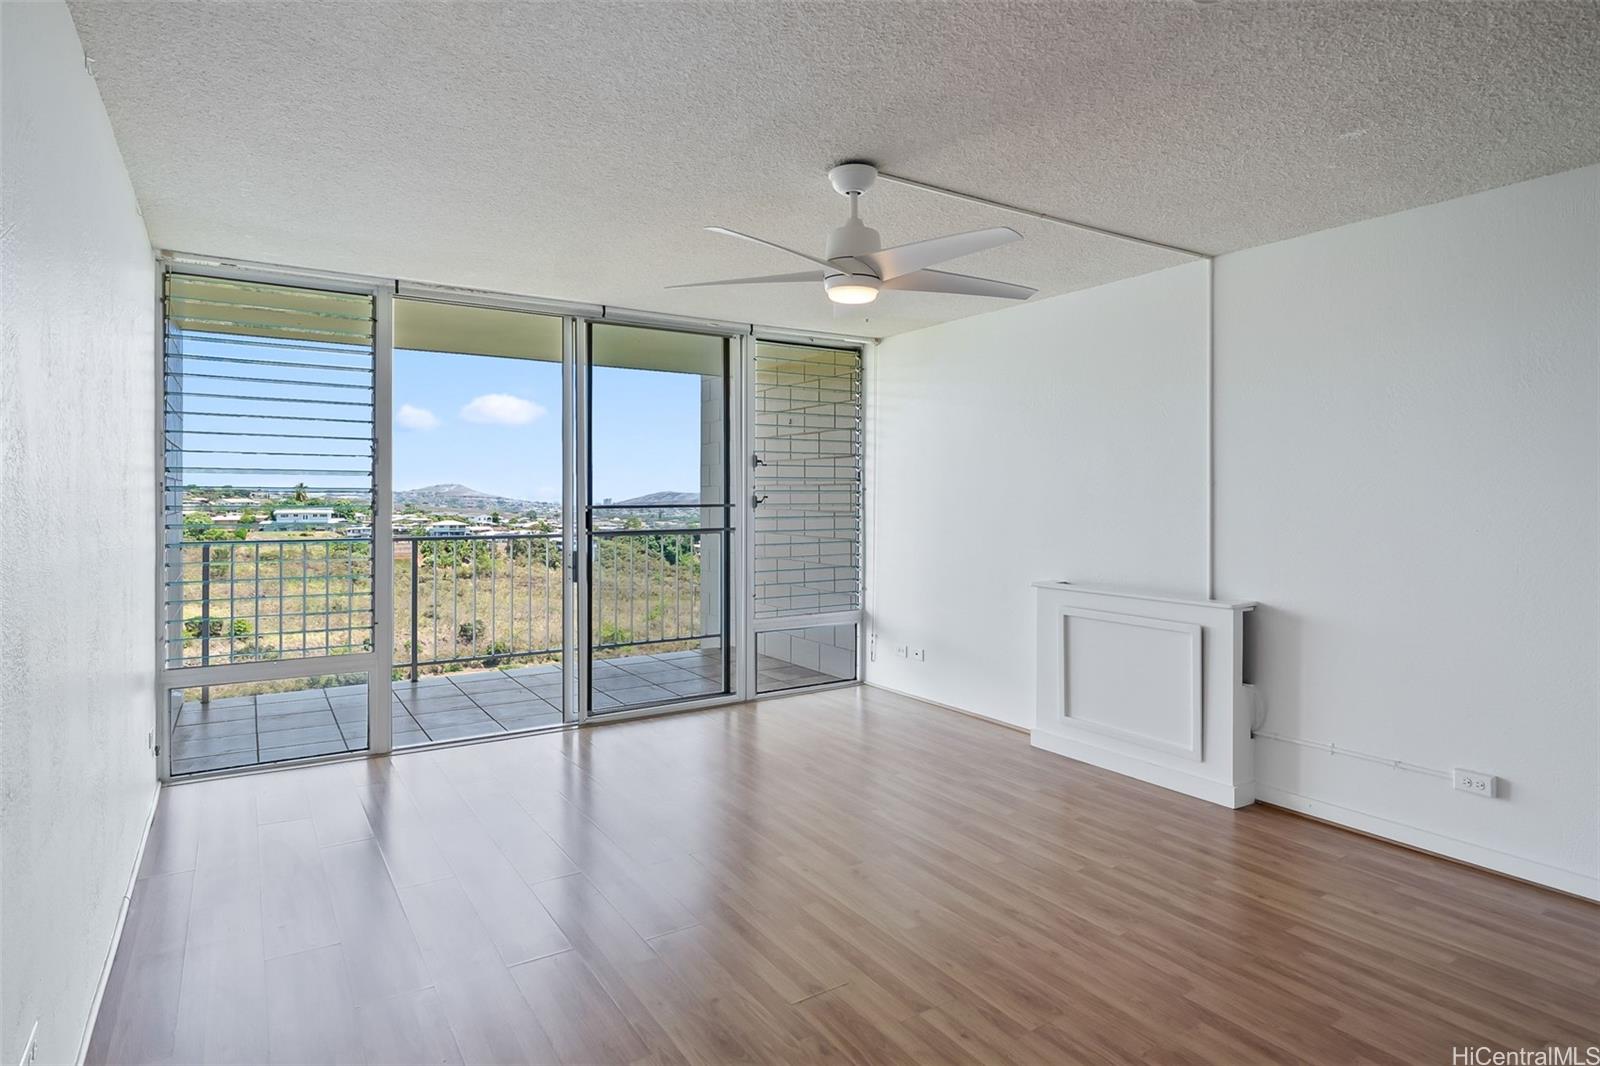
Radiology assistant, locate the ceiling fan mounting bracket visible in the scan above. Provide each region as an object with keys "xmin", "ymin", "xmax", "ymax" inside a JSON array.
[{"xmin": 828, "ymin": 162, "xmax": 878, "ymax": 198}]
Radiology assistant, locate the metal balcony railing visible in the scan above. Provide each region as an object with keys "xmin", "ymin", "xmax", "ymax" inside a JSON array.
[
  {"xmin": 398, "ymin": 529, "xmax": 715, "ymax": 679},
  {"xmin": 164, "ymin": 537, "xmax": 376, "ymax": 669},
  {"xmin": 395, "ymin": 532, "xmax": 563, "ymax": 679},
  {"xmin": 588, "ymin": 527, "xmax": 721, "ymax": 659},
  {"xmin": 166, "ymin": 529, "xmax": 718, "ymax": 679}
]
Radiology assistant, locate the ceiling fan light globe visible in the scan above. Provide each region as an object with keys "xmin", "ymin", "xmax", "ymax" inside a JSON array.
[{"xmin": 824, "ymin": 275, "xmax": 881, "ymax": 304}]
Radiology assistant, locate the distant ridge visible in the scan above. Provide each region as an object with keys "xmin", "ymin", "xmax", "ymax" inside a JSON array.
[
  {"xmin": 397, "ymin": 483, "xmax": 696, "ymax": 513},
  {"xmin": 396, "ymin": 483, "xmax": 550, "ymax": 513},
  {"xmin": 611, "ymin": 491, "xmax": 699, "ymax": 506}
]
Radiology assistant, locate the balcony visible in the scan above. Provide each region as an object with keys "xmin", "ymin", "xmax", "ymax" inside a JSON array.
[{"xmin": 166, "ymin": 529, "xmax": 840, "ymax": 775}]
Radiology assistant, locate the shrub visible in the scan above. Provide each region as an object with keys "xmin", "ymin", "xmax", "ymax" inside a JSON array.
[{"xmin": 184, "ymin": 617, "xmax": 229, "ymax": 638}]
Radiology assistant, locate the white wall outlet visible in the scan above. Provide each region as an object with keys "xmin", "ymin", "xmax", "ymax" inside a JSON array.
[
  {"xmin": 868, "ymin": 633, "xmax": 877, "ymax": 662},
  {"xmin": 895, "ymin": 645, "xmax": 908, "ymax": 658},
  {"xmin": 912, "ymin": 648, "xmax": 926, "ymax": 662},
  {"xmin": 1453, "ymin": 768, "xmax": 1498, "ymax": 798}
]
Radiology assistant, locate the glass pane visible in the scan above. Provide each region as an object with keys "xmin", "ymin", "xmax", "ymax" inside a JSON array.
[
  {"xmin": 589, "ymin": 324, "xmax": 731, "ymax": 712},
  {"xmin": 590, "ymin": 323, "xmax": 727, "ymax": 525},
  {"xmin": 757, "ymin": 624, "xmax": 857, "ymax": 693},
  {"xmin": 589, "ymin": 530, "xmax": 729, "ymax": 710},
  {"xmin": 391, "ymin": 299, "xmax": 567, "ymax": 747},
  {"xmin": 167, "ymin": 670, "xmax": 370, "ymax": 777}
]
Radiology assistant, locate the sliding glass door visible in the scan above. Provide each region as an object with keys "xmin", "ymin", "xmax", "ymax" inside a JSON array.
[{"xmin": 582, "ymin": 323, "xmax": 734, "ymax": 715}]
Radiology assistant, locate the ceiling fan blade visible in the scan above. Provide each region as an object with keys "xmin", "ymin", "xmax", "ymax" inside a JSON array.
[
  {"xmin": 856, "ymin": 226, "xmax": 1021, "ymax": 280},
  {"xmin": 881, "ymin": 268, "xmax": 1037, "ymax": 300},
  {"xmin": 666, "ymin": 271, "xmax": 823, "ymax": 290},
  {"xmin": 704, "ymin": 227, "xmax": 839, "ymax": 271}
]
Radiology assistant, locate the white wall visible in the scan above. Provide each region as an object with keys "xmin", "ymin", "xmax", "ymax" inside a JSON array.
[
  {"xmin": 864, "ymin": 165, "xmax": 1598, "ymax": 898},
  {"xmin": 866, "ymin": 262, "xmax": 1210, "ymax": 724},
  {"xmin": 1, "ymin": 4, "xmax": 159, "ymax": 1063},
  {"xmin": 1213, "ymin": 165, "xmax": 1599, "ymax": 898}
]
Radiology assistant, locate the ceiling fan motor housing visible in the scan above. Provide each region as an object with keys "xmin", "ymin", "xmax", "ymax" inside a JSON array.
[{"xmin": 826, "ymin": 216, "xmax": 882, "ymax": 271}]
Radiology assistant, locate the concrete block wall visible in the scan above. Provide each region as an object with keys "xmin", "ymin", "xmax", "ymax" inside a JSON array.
[{"xmin": 752, "ymin": 345, "xmax": 862, "ymax": 623}]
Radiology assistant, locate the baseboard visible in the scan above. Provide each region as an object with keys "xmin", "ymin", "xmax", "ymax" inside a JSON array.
[
  {"xmin": 1030, "ymin": 729, "xmax": 1253, "ymax": 808},
  {"xmin": 1256, "ymin": 784, "xmax": 1599, "ymax": 902},
  {"xmin": 861, "ymin": 681, "xmax": 1029, "ymax": 733},
  {"xmin": 75, "ymin": 782, "xmax": 162, "ymax": 1066}
]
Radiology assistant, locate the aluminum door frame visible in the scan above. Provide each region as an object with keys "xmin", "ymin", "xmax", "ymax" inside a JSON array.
[{"xmin": 573, "ymin": 322, "xmax": 749, "ymax": 725}]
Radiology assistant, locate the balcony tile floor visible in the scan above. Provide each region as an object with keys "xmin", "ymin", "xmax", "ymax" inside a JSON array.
[{"xmin": 171, "ymin": 648, "xmax": 841, "ymax": 775}]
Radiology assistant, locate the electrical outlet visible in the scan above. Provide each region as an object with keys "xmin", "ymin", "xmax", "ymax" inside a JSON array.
[
  {"xmin": 868, "ymin": 633, "xmax": 877, "ymax": 662},
  {"xmin": 912, "ymin": 648, "xmax": 926, "ymax": 662},
  {"xmin": 895, "ymin": 645, "xmax": 908, "ymax": 658},
  {"xmin": 1453, "ymin": 768, "xmax": 1498, "ymax": 798}
]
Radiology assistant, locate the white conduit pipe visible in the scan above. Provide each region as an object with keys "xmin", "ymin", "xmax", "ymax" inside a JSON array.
[
  {"xmin": 1252, "ymin": 730, "xmax": 1450, "ymax": 780},
  {"xmin": 875, "ymin": 172, "xmax": 1210, "ymax": 261}
]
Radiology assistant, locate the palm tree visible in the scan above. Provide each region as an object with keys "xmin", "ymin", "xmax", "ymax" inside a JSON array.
[{"xmin": 292, "ymin": 482, "xmax": 309, "ymax": 503}]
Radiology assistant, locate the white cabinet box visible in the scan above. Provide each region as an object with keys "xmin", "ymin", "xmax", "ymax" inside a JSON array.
[{"xmin": 1033, "ymin": 582, "xmax": 1256, "ymax": 808}]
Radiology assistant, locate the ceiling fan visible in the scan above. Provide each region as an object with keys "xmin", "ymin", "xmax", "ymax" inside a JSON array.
[{"xmin": 669, "ymin": 163, "xmax": 1037, "ymax": 306}]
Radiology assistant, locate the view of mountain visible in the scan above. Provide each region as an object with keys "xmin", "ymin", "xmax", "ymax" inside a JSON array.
[
  {"xmin": 395, "ymin": 483, "xmax": 550, "ymax": 514},
  {"xmin": 612, "ymin": 491, "xmax": 699, "ymax": 506},
  {"xmin": 397, "ymin": 484, "xmax": 697, "ymax": 514}
]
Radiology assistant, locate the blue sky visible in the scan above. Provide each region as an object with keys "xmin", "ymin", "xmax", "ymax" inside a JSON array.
[
  {"xmin": 394, "ymin": 349, "xmax": 705, "ymax": 503},
  {"xmin": 173, "ymin": 332, "xmax": 711, "ymax": 505}
]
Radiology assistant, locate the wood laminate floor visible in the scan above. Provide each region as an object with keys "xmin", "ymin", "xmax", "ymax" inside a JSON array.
[{"xmin": 89, "ymin": 685, "xmax": 1600, "ymax": 1065}]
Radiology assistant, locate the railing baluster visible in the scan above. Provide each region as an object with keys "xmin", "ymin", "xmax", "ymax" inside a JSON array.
[
  {"xmin": 227, "ymin": 540, "xmax": 236, "ymax": 663},
  {"xmin": 200, "ymin": 542, "xmax": 212, "ymax": 704},
  {"xmin": 410, "ymin": 544, "xmax": 419, "ymax": 682}
]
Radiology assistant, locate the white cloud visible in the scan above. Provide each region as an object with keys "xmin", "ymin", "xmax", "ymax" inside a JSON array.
[
  {"xmin": 460, "ymin": 393, "xmax": 546, "ymax": 426},
  {"xmin": 396, "ymin": 404, "xmax": 440, "ymax": 431}
]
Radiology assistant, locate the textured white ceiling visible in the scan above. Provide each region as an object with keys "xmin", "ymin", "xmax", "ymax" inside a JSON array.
[{"xmin": 68, "ymin": 1, "xmax": 1600, "ymax": 338}]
